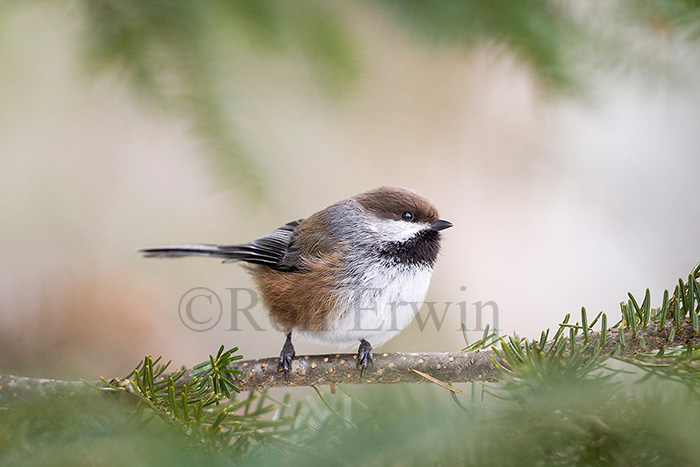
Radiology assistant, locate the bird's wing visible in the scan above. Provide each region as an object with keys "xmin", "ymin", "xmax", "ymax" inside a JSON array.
[
  {"xmin": 274, "ymin": 215, "xmax": 343, "ymax": 272},
  {"xmin": 139, "ymin": 219, "xmax": 304, "ymax": 270}
]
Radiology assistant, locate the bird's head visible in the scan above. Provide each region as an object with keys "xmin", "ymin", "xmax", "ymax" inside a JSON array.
[{"xmin": 353, "ymin": 186, "xmax": 452, "ymax": 242}]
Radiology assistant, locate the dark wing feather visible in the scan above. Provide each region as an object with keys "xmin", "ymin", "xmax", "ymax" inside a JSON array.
[{"xmin": 139, "ymin": 220, "xmax": 303, "ymax": 270}]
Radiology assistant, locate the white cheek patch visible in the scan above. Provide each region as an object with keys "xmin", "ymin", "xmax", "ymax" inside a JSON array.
[{"xmin": 374, "ymin": 220, "xmax": 429, "ymax": 242}]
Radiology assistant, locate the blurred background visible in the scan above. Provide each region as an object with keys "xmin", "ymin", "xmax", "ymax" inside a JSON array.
[{"xmin": 1, "ymin": 1, "xmax": 699, "ymax": 381}]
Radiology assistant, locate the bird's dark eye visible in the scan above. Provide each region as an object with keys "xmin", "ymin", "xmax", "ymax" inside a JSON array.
[{"xmin": 401, "ymin": 211, "xmax": 414, "ymax": 221}]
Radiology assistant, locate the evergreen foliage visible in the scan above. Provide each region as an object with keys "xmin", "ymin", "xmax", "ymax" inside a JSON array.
[
  {"xmin": 3, "ymin": 264, "xmax": 700, "ymax": 464},
  {"xmin": 5, "ymin": 0, "xmax": 696, "ymax": 192}
]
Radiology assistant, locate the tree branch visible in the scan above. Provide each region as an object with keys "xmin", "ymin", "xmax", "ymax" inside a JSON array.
[
  {"xmin": 0, "ymin": 375, "xmax": 90, "ymax": 400},
  {"xmin": 1, "ymin": 319, "xmax": 698, "ymax": 398},
  {"xmin": 227, "ymin": 350, "xmax": 499, "ymax": 391},
  {"xmin": 226, "ymin": 319, "xmax": 699, "ymax": 390}
]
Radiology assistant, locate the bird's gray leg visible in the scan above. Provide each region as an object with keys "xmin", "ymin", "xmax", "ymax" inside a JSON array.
[
  {"xmin": 357, "ymin": 339, "xmax": 373, "ymax": 376},
  {"xmin": 278, "ymin": 332, "xmax": 295, "ymax": 381}
]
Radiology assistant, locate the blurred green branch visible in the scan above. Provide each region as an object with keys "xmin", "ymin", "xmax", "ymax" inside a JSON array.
[
  {"xmin": 2, "ymin": 262, "xmax": 699, "ymax": 394},
  {"xmin": 77, "ymin": 0, "xmax": 360, "ymax": 195},
  {"xmin": 4, "ymin": 0, "xmax": 697, "ymax": 193},
  {"xmin": 2, "ymin": 263, "xmax": 700, "ymax": 463}
]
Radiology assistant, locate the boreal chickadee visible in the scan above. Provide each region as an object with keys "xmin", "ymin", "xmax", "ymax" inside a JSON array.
[{"xmin": 140, "ymin": 186, "xmax": 452, "ymax": 379}]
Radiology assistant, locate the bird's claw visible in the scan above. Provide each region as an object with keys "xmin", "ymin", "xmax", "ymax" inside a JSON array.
[
  {"xmin": 278, "ymin": 335, "xmax": 295, "ymax": 381},
  {"xmin": 357, "ymin": 339, "xmax": 373, "ymax": 377}
]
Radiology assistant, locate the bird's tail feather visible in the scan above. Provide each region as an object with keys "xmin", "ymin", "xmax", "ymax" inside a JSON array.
[
  {"xmin": 139, "ymin": 244, "xmax": 242, "ymax": 260},
  {"xmin": 138, "ymin": 244, "xmax": 278, "ymax": 266}
]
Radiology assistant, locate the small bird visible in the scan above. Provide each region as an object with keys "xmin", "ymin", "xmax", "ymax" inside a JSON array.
[{"xmin": 139, "ymin": 186, "xmax": 452, "ymax": 379}]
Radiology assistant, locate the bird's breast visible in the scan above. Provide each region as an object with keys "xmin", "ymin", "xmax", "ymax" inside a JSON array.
[{"xmin": 295, "ymin": 260, "xmax": 434, "ymax": 346}]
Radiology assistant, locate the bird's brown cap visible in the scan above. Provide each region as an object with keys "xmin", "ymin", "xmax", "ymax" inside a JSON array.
[{"xmin": 353, "ymin": 186, "xmax": 440, "ymax": 224}]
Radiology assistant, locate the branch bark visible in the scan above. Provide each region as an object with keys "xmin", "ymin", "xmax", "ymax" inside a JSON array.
[
  {"xmin": 1, "ymin": 319, "xmax": 697, "ymax": 398},
  {"xmin": 227, "ymin": 350, "xmax": 499, "ymax": 391},
  {"xmin": 226, "ymin": 319, "xmax": 697, "ymax": 390},
  {"xmin": 0, "ymin": 375, "xmax": 90, "ymax": 400}
]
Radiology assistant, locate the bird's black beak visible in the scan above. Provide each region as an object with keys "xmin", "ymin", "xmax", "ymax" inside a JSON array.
[{"xmin": 430, "ymin": 219, "xmax": 453, "ymax": 231}]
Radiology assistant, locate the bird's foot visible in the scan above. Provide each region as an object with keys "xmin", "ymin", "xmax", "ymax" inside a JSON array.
[
  {"xmin": 278, "ymin": 333, "xmax": 295, "ymax": 381},
  {"xmin": 357, "ymin": 339, "xmax": 373, "ymax": 377}
]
